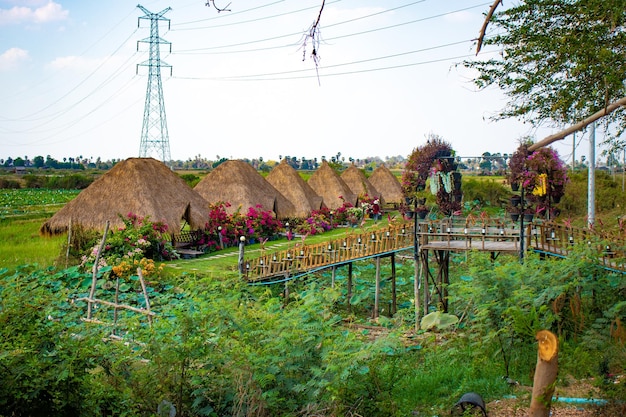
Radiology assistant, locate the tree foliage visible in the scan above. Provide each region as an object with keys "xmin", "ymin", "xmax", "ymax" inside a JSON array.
[{"xmin": 466, "ymin": 0, "xmax": 626, "ymax": 145}]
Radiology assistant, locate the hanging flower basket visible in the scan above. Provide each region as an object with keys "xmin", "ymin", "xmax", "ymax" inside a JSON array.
[
  {"xmin": 511, "ymin": 182, "xmax": 520, "ymax": 192},
  {"xmin": 510, "ymin": 195, "xmax": 522, "ymax": 207},
  {"xmin": 510, "ymin": 212, "xmax": 520, "ymax": 222},
  {"xmin": 523, "ymin": 213, "xmax": 534, "ymax": 222}
]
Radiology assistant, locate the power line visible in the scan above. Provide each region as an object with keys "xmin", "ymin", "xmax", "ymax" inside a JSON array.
[
  {"xmin": 8, "ymin": 78, "xmax": 143, "ymax": 146},
  {"xmin": 173, "ymin": 0, "xmax": 325, "ymax": 27},
  {"xmin": 174, "ymin": 51, "xmax": 487, "ymax": 82},
  {"xmin": 174, "ymin": 1, "xmax": 489, "ymax": 54},
  {"xmin": 4, "ymin": 29, "xmax": 140, "ymax": 124},
  {"xmin": 0, "ymin": 7, "xmax": 138, "ymax": 106}
]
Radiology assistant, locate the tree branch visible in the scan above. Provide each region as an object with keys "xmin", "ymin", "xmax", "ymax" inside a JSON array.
[
  {"xmin": 205, "ymin": 0, "xmax": 231, "ymax": 12},
  {"xmin": 528, "ymin": 96, "xmax": 626, "ymax": 151},
  {"xmin": 476, "ymin": 0, "xmax": 503, "ymax": 55}
]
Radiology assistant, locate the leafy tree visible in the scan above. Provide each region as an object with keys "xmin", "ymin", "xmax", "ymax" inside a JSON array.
[{"xmin": 467, "ymin": 0, "xmax": 626, "ymax": 148}]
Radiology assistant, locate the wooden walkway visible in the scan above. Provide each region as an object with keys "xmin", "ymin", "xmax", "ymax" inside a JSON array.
[
  {"xmin": 244, "ymin": 224, "xmax": 414, "ymax": 283},
  {"xmin": 243, "ymin": 218, "xmax": 626, "ymax": 283}
]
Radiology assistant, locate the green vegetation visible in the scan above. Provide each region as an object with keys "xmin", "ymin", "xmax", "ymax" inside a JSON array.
[
  {"xmin": 1, "ymin": 171, "xmax": 626, "ymax": 416},
  {"xmin": 0, "ymin": 218, "xmax": 66, "ymax": 269}
]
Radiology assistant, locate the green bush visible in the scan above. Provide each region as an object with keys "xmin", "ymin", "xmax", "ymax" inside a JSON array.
[
  {"xmin": 462, "ymin": 178, "xmax": 510, "ymax": 208},
  {"xmin": 0, "ymin": 177, "xmax": 21, "ymax": 189},
  {"xmin": 0, "ymin": 266, "xmax": 135, "ymax": 416},
  {"xmin": 23, "ymin": 173, "xmax": 93, "ymax": 189},
  {"xmin": 450, "ymin": 249, "xmax": 626, "ymax": 396},
  {"xmin": 560, "ymin": 170, "xmax": 626, "ymax": 216},
  {"xmin": 179, "ymin": 173, "xmax": 200, "ymax": 188}
]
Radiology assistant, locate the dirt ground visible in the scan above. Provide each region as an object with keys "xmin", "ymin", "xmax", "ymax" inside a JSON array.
[{"xmin": 483, "ymin": 377, "xmax": 625, "ymax": 417}]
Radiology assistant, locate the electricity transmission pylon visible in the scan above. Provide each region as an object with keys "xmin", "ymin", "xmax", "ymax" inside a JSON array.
[{"xmin": 137, "ymin": 5, "xmax": 172, "ymax": 163}]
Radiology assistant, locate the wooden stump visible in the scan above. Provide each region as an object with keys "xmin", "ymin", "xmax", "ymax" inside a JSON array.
[{"xmin": 529, "ymin": 330, "xmax": 558, "ymax": 417}]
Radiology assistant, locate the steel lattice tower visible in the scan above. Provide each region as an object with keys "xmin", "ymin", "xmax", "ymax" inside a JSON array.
[{"xmin": 137, "ymin": 5, "xmax": 172, "ymax": 163}]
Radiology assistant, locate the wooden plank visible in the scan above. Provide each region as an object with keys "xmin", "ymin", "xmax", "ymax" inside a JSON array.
[{"xmin": 176, "ymin": 248, "xmax": 204, "ymax": 258}]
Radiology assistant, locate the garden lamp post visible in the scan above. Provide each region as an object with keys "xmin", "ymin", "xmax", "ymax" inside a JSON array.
[
  {"xmin": 238, "ymin": 236, "xmax": 246, "ymax": 275},
  {"xmin": 217, "ymin": 226, "xmax": 223, "ymax": 249}
]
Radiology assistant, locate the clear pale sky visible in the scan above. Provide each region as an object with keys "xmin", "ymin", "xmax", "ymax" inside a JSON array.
[{"xmin": 1, "ymin": 0, "xmax": 589, "ymax": 163}]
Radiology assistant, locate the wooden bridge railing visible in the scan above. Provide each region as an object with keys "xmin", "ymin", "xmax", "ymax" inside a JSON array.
[
  {"xmin": 416, "ymin": 217, "xmax": 523, "ymax": 252},
  {"xmin": 243, "ymin": 218, "xmax": 626, "ymax": 283},
  {"xmin": 419, "ymin": 218, "xmax": 625, "ymax": 271},
  {"xmin": 244, "ymin": 224, "xmax": 414, "ymax": 282},
  {"xmin": 531, "ymin": 222, "xmax": 626, "ymax": 271}
]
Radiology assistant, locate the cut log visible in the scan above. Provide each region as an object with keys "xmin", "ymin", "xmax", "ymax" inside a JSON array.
[{"xmin": 529, "ymin": 330, "xmax": 559, "ymax": 417}]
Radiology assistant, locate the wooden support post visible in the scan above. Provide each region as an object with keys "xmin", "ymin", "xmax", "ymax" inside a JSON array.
[
  {"xmin": 441, "ymin": 250, "xmax": 450, "ymax": 312},
  {"xmin": 391, "ymin": 253, "xmax": 397, "ymax": 315},
  {"xmin": 113, "ymin": 277, "xmax": 120, "ymax": 334},
  {"xmin": 331, "ymin": 265, "xmax": 336, "ymax": 288},
  {"xmin": 422, "ymin": 249, "xmax": 430, "ymax": 316},
  {"xmin": 414, "ymin": 256, "xmax": 420, "ymax": 331},
  {"xmin": 374, "ymin": 257, "xmax": 381, "ymax": 319},
  {"xmin": 530, "ymin": 330, "xmax": 559, "ymax": 417},
  {"xmin": 347, "ymin": 262, "xmax": 353, "ymax": 310}
]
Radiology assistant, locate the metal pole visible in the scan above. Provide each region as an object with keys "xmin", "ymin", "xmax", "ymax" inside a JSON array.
[
  {"xmin": 519, "ymin": 182, "xmax": 526, "ymax": 262},
  {"xmin": 588, "ymin": 122, "xmax": 596, "ymax": 228},
  {"xmin": 413, "ymin": 198, "xmax": 420, "ymax": 330},
  {"xmin": 572, "ymin": 132, "xmax": 576, "ymax": 172}
]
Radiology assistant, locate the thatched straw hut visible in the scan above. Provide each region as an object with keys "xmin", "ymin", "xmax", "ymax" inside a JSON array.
[
  {"xmin": 368, "ymin": 164, "xmax": 404, "ymax": 206},
  {"xmin": 307, "ymin": 161, "xmax": 357, "ymax": 209},
  {"xmin": 340, "ymin": 165, "xmax": 383, "ymax": 204},
  {"xmin": 194, "ymin": 160, "xmax": 295, "ymax": 218},
  {"xmin": 40, "ymin": 158, "xmax": 210, "ymax": 236},
  {"xmin": 266, "ymin": 159, "xmax": 323, "ymax": 218}
]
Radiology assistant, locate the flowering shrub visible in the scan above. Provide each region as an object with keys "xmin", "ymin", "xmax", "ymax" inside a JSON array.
[
  {"xmin": 80, "ymin": 213, "xmax": 173, "ymax": 280},
  {"xmin": 292, "ymin": 207, "xmax": 333, "ymax": 235},
  {"xmin": 245, "ymin": 204, "xmax": 283, "ymax": 240},
  {"xmin": 358, "ymin": 193, "xmax": 381, "ymax": 217},
  {"xmin": 330, "ymin": 196, "xmax": 354, "ymax": 224},
  {"xmin": 345, "ymin": 207, "xmax": 363, "ymax": 225},
  {"xmin": 200, "ymin": 202, "xmax": 283, "ymax": 248}
]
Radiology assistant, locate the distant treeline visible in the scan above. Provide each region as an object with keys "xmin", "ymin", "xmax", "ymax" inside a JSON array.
[{"xmin": 0, "ymin": 174, "xmax": 95, "ymax": 190}]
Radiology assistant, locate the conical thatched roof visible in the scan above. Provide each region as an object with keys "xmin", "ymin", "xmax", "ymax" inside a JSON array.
[
  {"xmin": 266, "ymin": 159, "xmax": 323, "ymax": 218},
  {"xmin": 307, "ymin": 161, "xmax": 357, "ymax": 210},
  {"xmin": 40, "ymin": 158, "xmax": 210, "ymax": 236},
  {"xmin": 368, "ymin": 164, "xmax": 404, "ymax": 205},
  {"xmin": 340, "ymin": 165, "xmax": 383, "ymax": 204},
  {"xmin": 194, "ymin": 160, "xmax": 295, "ymax": 218}
]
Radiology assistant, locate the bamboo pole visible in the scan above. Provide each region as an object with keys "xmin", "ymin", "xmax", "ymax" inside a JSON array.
[
  {"xmin": 137, "ymin": 267, "xmax": 153, "ymax": 326},
  {"xmin": 529, "ymin": 330, "xmax": 559, "ymax": 417},
  {"xmin": 79, "ymin": 297, "xmax": 156, "ymax": 316},
  {"xmin": 65, "ymin": 218, "xmax": 72, "ymax": 268},
  {"xmin": 374, "ymin": 257, "xmax": 381, "ymax": 319},
  {"xmin": 87, "ymin": 221, "xmax": 110, "ymax": 320}
]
